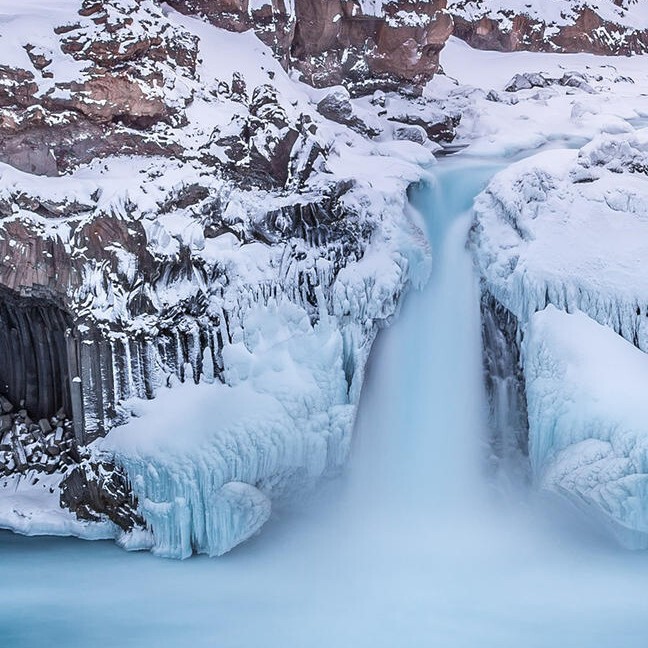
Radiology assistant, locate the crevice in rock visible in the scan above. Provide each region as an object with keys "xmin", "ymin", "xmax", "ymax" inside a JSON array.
[{"xmin": 480, "ymin": 290, "xmax": 530, "ymax": 478}]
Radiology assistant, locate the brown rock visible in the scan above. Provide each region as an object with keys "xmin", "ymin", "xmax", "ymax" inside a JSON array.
[{"xmin": 451, "ymin": 6, "xmax": 648, "ymax": 56}]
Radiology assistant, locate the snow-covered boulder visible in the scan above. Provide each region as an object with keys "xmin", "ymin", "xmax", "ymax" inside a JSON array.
[{"xmin": 471, "ymin": 128, "xmax": 648, "ymax": 351}]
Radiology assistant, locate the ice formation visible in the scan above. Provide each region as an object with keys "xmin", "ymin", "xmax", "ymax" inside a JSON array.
[
  {"xmin": 524, "ymin": 306, "xmax": 648, "ymax": 549},
  {"xmin": 472, "ymin": 128, "xmax": 648, "ymax": 542},
  {"xmin": 472, "ymin": 129, "xmax": 648, "ymax": 351}
]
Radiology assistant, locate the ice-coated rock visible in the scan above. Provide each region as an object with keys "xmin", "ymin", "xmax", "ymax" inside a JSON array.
[
  {"xmin": 471, "ymin": 129, "xmax": 648, "ymax": 352},
  {"xmin": 472, "ymin": 128, "xmax": 648, "ymax": 547},
  {"xmin": 523, "ymin": 306, "xmax": 648, "ymax": 549}
]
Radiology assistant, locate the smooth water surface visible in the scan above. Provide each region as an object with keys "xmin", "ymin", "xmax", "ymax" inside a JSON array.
[{"xmin": 2, "ymin": 161, "xmax": 648, "ymax": 648}]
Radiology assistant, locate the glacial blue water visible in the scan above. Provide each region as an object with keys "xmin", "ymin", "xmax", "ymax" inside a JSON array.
[{"xmin": 2, "ymin": 161, "xmax": 648, "ymax": 648}]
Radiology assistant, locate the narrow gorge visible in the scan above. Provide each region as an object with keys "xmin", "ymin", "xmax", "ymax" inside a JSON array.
[{"xmin": 2, "ymin": 2, "xmax": 648, "ymax": 646}]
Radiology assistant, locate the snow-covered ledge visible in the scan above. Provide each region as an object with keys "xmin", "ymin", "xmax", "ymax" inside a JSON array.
[{"xmin": 471, "ymin": 128, "xmax": 648, "ymax": 544}]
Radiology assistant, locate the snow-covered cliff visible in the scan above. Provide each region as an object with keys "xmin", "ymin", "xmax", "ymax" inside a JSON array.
[
  {"xmin": 471, "ymin": 126, "xmax": 648, "ymax": 545},
  {"xmin": 0, "ymin": 0, "xmax": 450, "ymax": 556}
]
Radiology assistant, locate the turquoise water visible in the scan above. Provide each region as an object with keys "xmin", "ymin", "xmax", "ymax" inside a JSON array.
[{"xmin": 2, "ymin": 162, "xmax": 648, "ymax": 647}]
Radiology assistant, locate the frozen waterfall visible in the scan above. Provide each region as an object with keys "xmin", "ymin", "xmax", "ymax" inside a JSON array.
[
  {"xmin": 350, "ymin": 161, "xmax": 500, "ymax": 513},
  {"xmin": 3, "ymin": 159, "xmax": 648, "ymax": 648}
]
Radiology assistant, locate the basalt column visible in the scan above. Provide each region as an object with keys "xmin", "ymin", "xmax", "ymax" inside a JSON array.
[{"xmin": 0, "ymin": 287, "xmax": 75, "ymax": 424}]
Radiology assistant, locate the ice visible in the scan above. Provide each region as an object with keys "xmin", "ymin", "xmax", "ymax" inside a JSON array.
[
  {"xmin": 471, "ymin": 130, "xmax": 648, "ymax": 351},
  {"xmin": 523, "ymin": 306, "xmax": 648, "ymax": 548},
  {"xmin": 470, "ymin": 128, "xmax": 648, "ymax": 545},
  {"xmin": 5, "ymin": 158, "xmax": 648, "ymax": 648},
  {"xmin": 97, "ymin": 251, "xmax": 431, "ymax": 558}
]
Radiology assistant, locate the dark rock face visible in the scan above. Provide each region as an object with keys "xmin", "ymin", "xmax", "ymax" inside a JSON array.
[
  {"xmin": 168, "ymin": 0, "xmax": 453, "ymax": 93},
  {"xmin": 450, "ymin": 4, "xmax": 648, "ymax": 55},
  {"xmin": 480, "ymin": 292, "xmax": 529, "ymax": 474},
  {"xmin": 0, "ymin": 287, "xmax": 73, "ymax": 422},
  {"xmin": 60, "ymin": 459, "xmax": 145, "ymax": 531},
  {"xmin": 292, "ymin": 0, "xmax": 453, "ymax": 92}
]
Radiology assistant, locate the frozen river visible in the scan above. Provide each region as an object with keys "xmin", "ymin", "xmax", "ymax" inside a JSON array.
[{"xmin": 2, "ymin": 159, "xmax": 648, "ymax": 647}]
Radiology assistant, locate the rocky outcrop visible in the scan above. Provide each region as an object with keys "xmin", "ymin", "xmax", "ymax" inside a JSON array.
[
  {"xmin": 168, "ymin": 0, "xmax": 453, "ymax": 93},
  {"xmin": 0, "ymin": 0, "xmax": 197, "ymax": 175},
  {"xmin": 448, "ymin": 1, "xmax": 648, "ymax": 55}
]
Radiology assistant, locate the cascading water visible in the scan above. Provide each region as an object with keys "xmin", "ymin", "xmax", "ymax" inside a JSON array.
[
  {"xmin": 350, "ymin": 162, "xmax": 500, "ymax": 513},
  {"xmin": 3, "ymin": 159, "xmax": 648, "ymax": 648}
]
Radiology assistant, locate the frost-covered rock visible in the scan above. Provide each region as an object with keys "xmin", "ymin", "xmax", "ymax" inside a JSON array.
[
  {"xmin": 524, "ymin": 307, "xmax": 648, "ymax": 549},
  {"xmin": 0, "ymin": 0, "xmax": 437, "ymax": 557},
  {"xmin": 0, "ymin": 0, "xmax": 198, "ymax": 174},
  {"xmin": 472, "ymin": 127, "xmax": 648, "ymax": 547},
  {"xmin": 471, "ymin": 128, "xmax": 648, "ymax": 351},
  {"xmin": 448, "ymin": 0, "xmax": 648, "ymax": 55}
]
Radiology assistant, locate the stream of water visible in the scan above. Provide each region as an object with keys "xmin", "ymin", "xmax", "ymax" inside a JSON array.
[{"xmin": 2, "ymin": 160, "xmax": 648, "ymax": 647}]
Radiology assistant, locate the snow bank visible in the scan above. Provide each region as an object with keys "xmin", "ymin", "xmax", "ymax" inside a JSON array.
[
  {"xmin": 471, "ymin": 128, "xmax": 648, "ymax": 351},
  {"xmin": 524, "ymin": 306, "xmax": 648, "ymax": 549}
]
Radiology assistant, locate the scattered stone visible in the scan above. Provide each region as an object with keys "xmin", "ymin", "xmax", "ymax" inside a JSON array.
[
  {"xmin": 505, "ymin": 73, "xmax": 551, "ymax": 92},
  {"xmin": 317, "ymin": 88, "xmax": 354, "ymax": 124},
  {"xmin": 0, "ymin": 395, "xmax": 76, "ymax": 477},
  {"xmin": 559, "ymin": 72, "xmax": 595, "ymax": 93},
  {"xmin": 392, "ymin": 124, "xmax": 427, "ymax": 145}
]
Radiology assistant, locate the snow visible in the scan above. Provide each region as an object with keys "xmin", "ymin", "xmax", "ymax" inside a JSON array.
[
  {"xmin": 0, "ymin": 472, "xmax": 116, "ymax": 540},
  {"xmin": 524, "ymin": 306, "xmax": 648, "ymax": 548},
  {"xmin": 471, "ymin": 129, "xmax": 648, "ymax": 351},
  {"xmin": 96, "ymin": 292, "xmax": 387, "ymax": 557},
  {"xmin": 439, "ymin": 37, "xmax": 648, "ymax": 157}
]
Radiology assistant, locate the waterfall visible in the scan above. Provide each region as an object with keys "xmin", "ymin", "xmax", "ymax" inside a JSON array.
[{"xmin": 349, "ymin": 161, "xmax": 501, "ymax": 514}]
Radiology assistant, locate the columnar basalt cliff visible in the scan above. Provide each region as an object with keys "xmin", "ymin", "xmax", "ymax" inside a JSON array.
[{"xmin": 0, "ymin": 0, "xmax": 449, "ymax": 554}]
